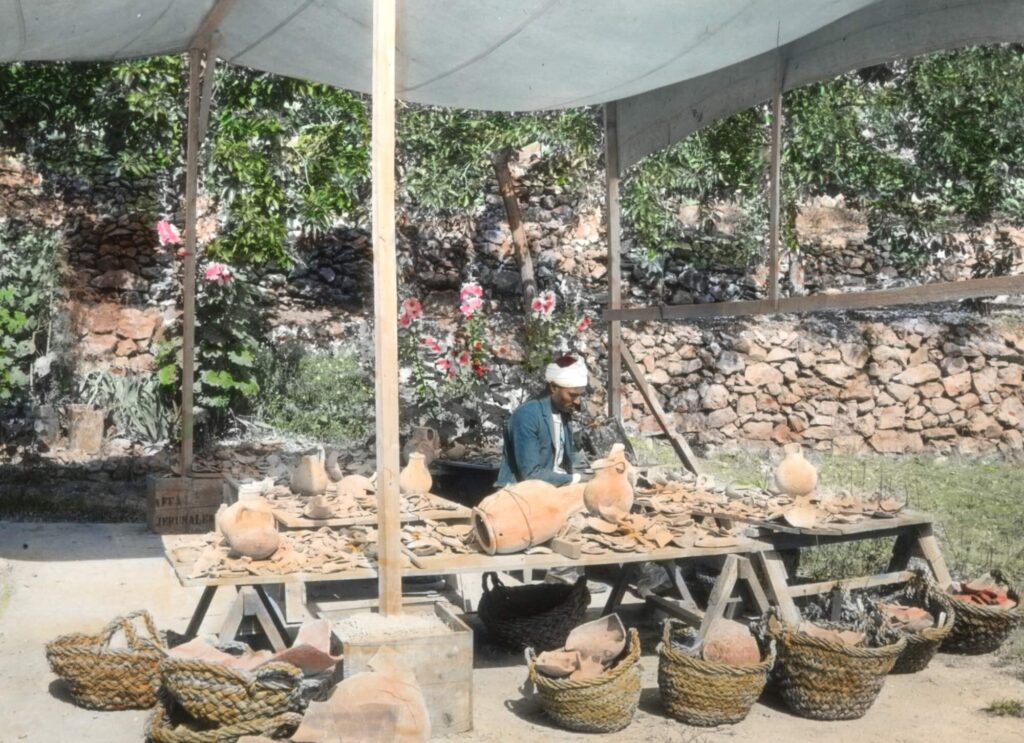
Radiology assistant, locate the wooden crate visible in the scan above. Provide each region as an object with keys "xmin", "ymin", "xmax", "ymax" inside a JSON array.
[
  {"xmin": 340, "ymin": 602, "xmax": 473, "ymax": 734},
  {"xmin": 147, "ymin": 475, "xmax": 224, "ymax": 534}
]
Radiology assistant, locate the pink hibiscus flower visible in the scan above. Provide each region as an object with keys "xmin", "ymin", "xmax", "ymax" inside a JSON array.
[
  {"xmin": 203, "ymin": 262, "xmax": 233, "ymax": 285},
  {"xmin": 576, "ymin": 316, "xmax": 591, "ymax": 333},
  {"xmin": 401, "ymin": 297, "xmax": 423, "ymax": 321},
  {"xmin": 460, "ymin": 295, "xmax": 483, "ymax": 319},
  {"xmin": 420, "ymin": 336, "xmax": 443, "ymax": 354},
  {"xmin": 456, "ymin": 350, "xmax": 471, "ymax": 366},
  {"xmin": 156, "ymin": 220, "xmax": 181, "ymax": 246},
  {"xmin": 460, "ymin": 283, "xmax": 483, "ymax": 301},
  {"xmin": 532, "ymin": 290, "xmax": 556, "ymax": 319}
]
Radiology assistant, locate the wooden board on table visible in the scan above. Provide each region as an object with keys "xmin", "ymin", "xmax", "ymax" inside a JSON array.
[
  {"xmin": 272, "ymin": 493, "xmax": 471, "ymax": 529},
  {"xmin": 404, "ymin": 537, "xmax": 772, "ymax": 574},
  {"xmin": 691, "ymin": 507, "xmax": 934, "ymax": 537}
]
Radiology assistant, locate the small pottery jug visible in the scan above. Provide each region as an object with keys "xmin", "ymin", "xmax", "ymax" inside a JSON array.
[
  {"xmin": 473, "ymin": 479, "xmax": 576, "ymax": 555},
  {"xmin": 304, "ymin": 494, "xmax": 334, "ymax": 520},
  {"xmin": 291, "ymin": 448, "xmax": 329, "ymax": 496},
  {"xmin": 402, "ymin": 427, "xmax": 441, "ymax": 467},
  {"xmin": 399, "ymin": 452, "xmax": 433, "ymax": 495},
  {"xmin": 218, "ymin": 497, "xmax": 280, "ymax": 559},
  {"xmin": 583, "ymin": 443, "xmax": 634, "ymax": 518},
  {"xmin": 774, "ymin": 443, "xmax": 817, "ymax": 496}
]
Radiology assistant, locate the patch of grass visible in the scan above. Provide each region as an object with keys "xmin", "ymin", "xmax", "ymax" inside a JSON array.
[
  {"xmin": 629, "ymin": 436, "xmax": 683, "ymax": 467},
  {"xmin": 984, "ymin": 698, "xmax": 1024, "ymax": 718}
]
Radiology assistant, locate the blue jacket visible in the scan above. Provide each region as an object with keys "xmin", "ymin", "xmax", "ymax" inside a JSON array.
[{"xmin": 495, "ymin": 395, "xmax": 575, "ymax": 486}]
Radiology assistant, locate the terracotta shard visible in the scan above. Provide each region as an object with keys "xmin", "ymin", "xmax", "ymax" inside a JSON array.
[
  {"xmin": 702, "ymin": 619, "xmax": 761, "ymax": 665},
  {"xmin": 783, "ymin": 502, "xmax": 818, "ymax": 529},
  {"xmin": 564, "ymin": 614, "xmax": 627, "ymax": 665},
  {"xmin": 534, "ymin": 650, "xmax": 581, "ymax": 678}
]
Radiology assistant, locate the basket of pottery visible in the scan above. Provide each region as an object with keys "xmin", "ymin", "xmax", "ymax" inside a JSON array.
[
  {"xmin": 477, "ymin": 571, "xmax": 590, "ymax": 651},
  {"xmin": 657, "ymin": 619, "xmax": 775, "ymax": 726},
  {"xmin": 526, "ymin": 617, "xmax": 641, "ymax": 734},
  {"xmin": 941, "ymin": 571, "xmax": 1022, "ymax": 655},
  {"xmin": 147, "ymin": 688, "xmax": 304, "ymax": 743},
  {"xmin": 45, "ymin": 609, "xmax": 168, "ymax": 710},
  {"xmin": 766, "ymin": 616, "xmax": 906, "ymax": 721},
  {"xmin": 875, "ymin": 574, "xmax": 956, "ymax": 673}
]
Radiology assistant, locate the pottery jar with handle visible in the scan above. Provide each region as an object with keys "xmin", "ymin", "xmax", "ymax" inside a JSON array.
[
  {"xmin": 473, "ymin": 479, "xmax": 578, "ymax": 555},
  {"xmin": 583, "ymin": 443, "xmax": 634, "ymax": 519},
  {"xmin": 774, "ymin": 443, "xmax": 818, "ymax": 496},
  {"xmin": 399, "ymin": 452, "xmax": 433, "ymax": 495},
  {"xmin": 291, "ymin": 448, "xmax": 329, "ymax": 496},
  {"xmin": 217, "ymin": 497, "xmax": 280, "ymax": 559}
]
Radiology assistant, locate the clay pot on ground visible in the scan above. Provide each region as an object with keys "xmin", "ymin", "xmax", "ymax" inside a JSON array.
[
  {"xmin": 402, "ymin": 427, "xmax": 441, "ymax": 467},
  {"xmin": 217, "ymin": 498, "xmax": 280, "ymax": 560},
  {"xmin": 399, "ymin": 453, "xmax": 432, "ymax": 495},
  {"xmin": 473, "ymin": 480, "xmax": 576, "ymax": 555},
  {"xmin": 583, "ymin": 443, "xmax": 634, "ymax": 519},
  {"xmin": 292, "ymin": 449, "xmax": 329, "ymax": 496},
  {"xmin": 304, "ymin": 495, "xmax": 334, "ymax": 520},
  {"xmin": 774, "ymin": 443, "xmax": 818, "ymax": 496}
]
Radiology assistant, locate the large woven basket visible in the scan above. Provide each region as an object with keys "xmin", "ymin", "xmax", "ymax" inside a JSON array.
[
  {"xmin": 477, "ymin": 572, "xmax": 590, "ymax": 651},
  {"xmin": 657, "ymin": 620, "xmax": 774, "ymax": 726},
  {"xmin": 768, "ymin": 619, "xmax": 906, "ymax": 721},
  {"xmin": 46, "ymin": 609, "xmax": 167, "ymax": 710},
  {"xmin": 158, "ymin": 657, "xmax": 307, "ymax": 726},
  {"xmin": 877, "ymin": 576, "xmax": 956, "ymax": 674},
  {"xmin": 941, "ymin": 582, "xmax": 1022, "ymax": 655},
  {"xmin": 147, "ymin": 689, "xmax": 303, "ymax": 743},
  {"xmin": 526, "ymin": 627, "xmax": 641, "ymax": 733}
]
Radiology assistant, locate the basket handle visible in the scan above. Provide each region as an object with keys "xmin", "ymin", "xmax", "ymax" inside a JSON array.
[
  {"xmin": 250, "ymin": 662, "xmax": 304, "ymax": 692},
  {"xmin": 482, "ymin": 571, "xmax": 504, "ymax": 594},
  {"xmin": 101, "ymin": 610, "xmax": 166, "ymax": 652}
]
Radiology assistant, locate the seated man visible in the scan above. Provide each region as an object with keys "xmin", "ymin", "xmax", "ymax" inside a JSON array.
[{"xmin": 496, "ymin": 354, "xmax": 588, "ymax": 487}]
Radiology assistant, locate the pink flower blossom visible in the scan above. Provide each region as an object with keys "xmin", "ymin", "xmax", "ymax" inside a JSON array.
[
  {"xmin": 203, "ymin": 262, "xmax": 233, "ymax": 285},
  {"xmin": 420, "ymin": 336, "xmax": 443, "ymax": 354},
  {"xmin": 401, "ymin": 297, "xmax": 423, "ymax": 321},
  {"xmin": 176, "ymin": 248, "xmax": 192, "ymax": 258},
  {"xmin": 435, "ymin": 358, "xmax": 452, "ymax": 372},
  {"xmin": 460, "ymin": 283, "xmax": 483, "ymax": 301},
  {"xmin": 399, "ymin": 313, "xmax": 412, "ymax": 328},
  {"xmin": 532, "ymin": 290, "xmax": 556, "ymax": 319},
  {"xmin": 460, "ymin": 295, "xmax": 483, "ymax": 319},
  {"xmin": 456, "ymin": 350, "xmax": 470, "ymax": 366},
  {"xmin": 156, "ymin": 220, "xmax": 181, "ymax": 246},
  {"xmin": 576, "ymin": 316, "xmax": 591, "ymax": 333}
]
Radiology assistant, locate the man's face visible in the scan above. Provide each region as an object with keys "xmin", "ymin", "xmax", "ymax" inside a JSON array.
[{"xmin": 549, "ymin": 383, "xmax": 586, "ymax": 414}]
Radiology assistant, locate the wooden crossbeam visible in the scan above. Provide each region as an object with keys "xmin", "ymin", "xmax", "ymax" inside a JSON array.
[
  {"xmin": 620, "ymin": 346, "xmax": 700, "ymax": 474},
  {"xmin": 604, "ymin": 274, "xmax": 1024, "ymax": 323},
  {"xmin": 605, "ymin": 102, "xmax": 623, "ymax": 422}
]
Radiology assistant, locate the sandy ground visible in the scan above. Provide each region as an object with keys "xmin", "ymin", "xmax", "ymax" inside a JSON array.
[{"xmin": 1, "ymin": 522, "xmax": 1022, "ymax": 743}]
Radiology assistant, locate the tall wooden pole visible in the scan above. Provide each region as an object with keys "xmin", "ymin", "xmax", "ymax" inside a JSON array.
[
  {"xmin": 605, "ymin": 102, "xmax": 622, "ymax": 422},
  {"xmin": 181, "ymin": 48, "xmax": 202, "ymax": 475},
  {"xmin": 768, "ymin": 85, "xmax": 783, "ymax": 308},
  {"xmin": 372, "ymin": 0, "xmax": 402, "ymax": 616}
]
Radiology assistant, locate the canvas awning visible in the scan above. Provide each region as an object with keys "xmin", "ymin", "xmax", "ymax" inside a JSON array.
[{"xmin": 4, "ymin": 1, "xmax": 1021, "ymax": 168}]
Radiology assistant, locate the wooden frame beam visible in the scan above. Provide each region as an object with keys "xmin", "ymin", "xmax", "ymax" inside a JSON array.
[
  {"xmin": 605, "ymin": 102, "xmax": 623, "ymax": 422},
  {"xmin": 768, "ymin": 83, "xmax": 783, "ymax": 307},
  {"xmin": 604, "ymin": 274, "xmax": 1024, "ymax": 323},
  {"xmin": 371, "ymin": 0, "xmax": 402, "ymax": 617},
  {"xmin": 180, "ymin": 48, "xmax": 202, "ymax": 475}
]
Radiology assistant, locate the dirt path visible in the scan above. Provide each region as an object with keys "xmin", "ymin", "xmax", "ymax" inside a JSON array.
[{"xmin": 1, "ymin": 522, "xmax": 1021, "ymax": 742}]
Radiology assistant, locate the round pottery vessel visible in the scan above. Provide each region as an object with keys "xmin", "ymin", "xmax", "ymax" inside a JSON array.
[
  {"xmin": 218, "ymin": 498, "xmax": 280, "ymax": 559},
  {"xmin": 399, "ymin": 452, "xmax": 433, "ymax": 495},
  {"xmin": 473, "ymin": 480, "xmax": 575, "ymax": 555},
  {"xmin": 583, "ymin": 443, "xmax": 634, "ymax": 518},
  {"xmin": 291, "ymin": 449, "xmax": 329, "ymax": 496},
  {"xmin": 774, "ymin": 443, "xmax": 818, "ymax": 496}
]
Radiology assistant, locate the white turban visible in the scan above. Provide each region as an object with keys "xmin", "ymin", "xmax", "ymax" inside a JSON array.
[{"xmin": 545, "ymin": 355, "xmax": 588, "ymax": 388}]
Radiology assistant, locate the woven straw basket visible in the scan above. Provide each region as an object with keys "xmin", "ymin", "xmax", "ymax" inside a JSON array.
[
  {"xmin": 45, "ymin": 609, "xmax": 167, "ymax": 710},
  {"xmin": 657, "ymin": 620, "xmax": 774, "ymax": 726},
  {"xmin": 941, "ymin": 582, "xmax": 1022, "ymax": 655},
  {"xmin": 526, "ymin": 627, "xmax": 642, "ymax": 733},
  {"xmin": 478, "ymin": 572, "xmax": 590, "ymax": 651},
  {"xmin": 158, "ymin": 657, "xmax": 307, "ymax": 726},
  {"xmin": 769, "ymin": 618, "xmax": 906, "ymax": 721},
  {"xmin": 878, "ymin": 576, "xmax": 956, "ymax": 674},
  {"xmin": 146, "ymin": 689, "xmax": 303, "ymax": 743}
]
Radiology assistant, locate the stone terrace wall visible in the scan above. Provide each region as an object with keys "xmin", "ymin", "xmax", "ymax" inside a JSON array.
[{"xmin": 619, "ymin": 311, "xmax": 1024, "ymax": 458}]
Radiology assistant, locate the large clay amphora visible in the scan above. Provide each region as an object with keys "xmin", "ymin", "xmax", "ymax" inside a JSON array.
[
  {"xmin": 583, "ymin": 443, "xmax": 634, "ymax": 519},
  {"xmin": 402, "ymin": 427, "xmax": 441, "ymax": 466},
  {"xmin": 291, "ymin": 448, "xmax": 328, "ymax": 496},
  {"xmin": 774, "ymin": 443, "xmax": 818, "ymax": 496},
  {"xmin": 399, "ymin": 452, "xmax": 433, "ymax": 495},
  {"xmin": 473, "ymin": 480, "xmax": 575, "ymax": 555},
  {"xmin": 218, "ymin": 497, "xmax": 280, "ymax": 559}
]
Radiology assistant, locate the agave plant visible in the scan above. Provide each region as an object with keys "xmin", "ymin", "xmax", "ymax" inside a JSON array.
[{"xmin": 78, "ymin": 369, "xmax": 179, "ymax": 446}]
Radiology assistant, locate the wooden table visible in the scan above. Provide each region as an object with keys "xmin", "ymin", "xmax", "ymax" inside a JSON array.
[
  {"xmin": 163, "ymin": 534, "xmax": 776, "ymax": 648},
  {"xmin": 704, "ymin": 508, "xmax": 954, "ymax": 624}
]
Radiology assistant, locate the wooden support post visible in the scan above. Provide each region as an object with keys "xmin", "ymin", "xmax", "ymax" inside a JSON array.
[
  {"xmin": 620, "ymin": 345, "xmax": 700, "ymax": 474},
  {"xmin": 768, "ymin": 85, "xmax": 783, "ymax": 307},
  {"xmin": 180, "ymin": 48, "xmax": 202, "ymax": 475},
  {"xmin": 491, "ymin": 148, "xmax": 536, "ymax": 310},
  {"xmin": 371, "ymin": 0, "xmax": 402, "ymax": 617},
  {"xmin": 699, "ymin": 554, "xmax": 739, "ymax": 638},
  {"xmin": 605, "ymin": 102, "xmax": 623, "ymax": 422},
  {"xmin": 755, "ymin": 550, "xmax": 801, "ymax": 624}
]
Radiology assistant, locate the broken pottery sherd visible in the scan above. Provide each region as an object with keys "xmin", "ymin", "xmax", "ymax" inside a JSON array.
[
  {"xmin": 702, "ymin": 618, "xmax": 761, "ymax": 665},
  {"xmin": 534, "ymin": 649, "xmax": 581, "ymax": 678},
  {"xmin": 304, "ymin": 494, "xmax": 334, "ymax": 520},
  {"xmin": 564, "ymin": 614, "xmax": 627, "ymax": 665}
]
